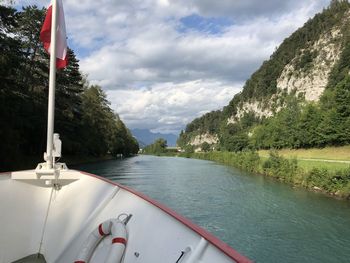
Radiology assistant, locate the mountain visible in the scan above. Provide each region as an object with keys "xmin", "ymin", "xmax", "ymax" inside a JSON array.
[
  {"xmin": 178, "ymin": 0, "xmax": 350, "ymax": 151},
  {"xmin": 131, "ymin": 129, "xmax": 178, "ymax": 147}
]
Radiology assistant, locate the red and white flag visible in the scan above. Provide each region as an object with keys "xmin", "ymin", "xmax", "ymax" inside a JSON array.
[{"xmin": 40, "ymin": 0, "xmax": 68, "ymax": 69}]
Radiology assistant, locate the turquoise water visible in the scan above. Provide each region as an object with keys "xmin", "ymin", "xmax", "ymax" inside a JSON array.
[{"xmin": 76, "ymin": 155, "xmax": 350, "ymax": 262}]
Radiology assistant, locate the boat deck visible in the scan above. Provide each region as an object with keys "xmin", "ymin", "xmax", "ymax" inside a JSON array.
[
  {"xmin": 12, "ymin": 254, "xmax": 46, "ymax": 263},
  {"xmin": 0, "ymin": 171, "xmax": 251, "ymax": 263}
]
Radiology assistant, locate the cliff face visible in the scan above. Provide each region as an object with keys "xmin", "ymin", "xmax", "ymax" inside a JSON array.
[
  {"xmin": 190, "ymin": 133, "xmax": 219, "ymax": 146},
  {"xmin": 178, "ymin": 1, "xmax": 350, "ymax": 150},
  {"xmin": 276, "ymin": 28, "xmax": 343, "ymax": 101},
  {"xmin": 229, "ymin": 26, "xmax": 344, "ymax": 124}
]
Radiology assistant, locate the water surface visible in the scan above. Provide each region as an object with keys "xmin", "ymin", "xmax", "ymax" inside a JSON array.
[{"xmin": 76, "ymin": 155, "xmax": 350, "ymax": 262}]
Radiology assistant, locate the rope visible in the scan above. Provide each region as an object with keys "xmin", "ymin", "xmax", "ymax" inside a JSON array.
[{"xmin": 38, "ymin": 186, "xmax": 55, "ymax": 255}]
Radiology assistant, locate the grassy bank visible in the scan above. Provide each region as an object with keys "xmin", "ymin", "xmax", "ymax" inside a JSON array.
[
  {"xmin": 172, "ymin": 151, "xmax": 350, "ymax": 199},
  {"xmin": 259, "ymin": 146, "xmax": 350, "ymax": 171},
  {"xmin": 259, "ymin": 146, "xmax": 350, "ymax": 160},
  {"xmin": 259, "ymin": 156, "xmax": 350, "ymax": 171}
]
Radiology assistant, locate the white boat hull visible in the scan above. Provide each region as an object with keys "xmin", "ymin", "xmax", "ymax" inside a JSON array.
[{"xmin": 0, "ymin": 170, "xmax": 250, "ymax": 263}]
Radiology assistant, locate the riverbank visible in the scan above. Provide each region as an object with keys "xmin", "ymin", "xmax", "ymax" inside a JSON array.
[
  {"xmin": 154, "ymin": 151, "xmax": 350, "ymax": 200},
  {"xmin": 259, "ymin": 146, "xmax": 350, "ymax": 160},
  {"xmin": 0, "ymin": 154, "xmax": 116, "ymax": 172},
  {"xmin": 259, "ymin": 146, "xmax": 350, "ymax": 171}
]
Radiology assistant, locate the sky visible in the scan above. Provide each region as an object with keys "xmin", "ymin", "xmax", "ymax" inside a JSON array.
[{"xmin": 16, "ymin": 0, "xmax": 331, "ymax": 134}]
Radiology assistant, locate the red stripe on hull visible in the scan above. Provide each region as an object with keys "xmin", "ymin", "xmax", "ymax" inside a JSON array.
[{"xmin": 79, "ymin": 170, "xmax": 252, "ymax": 263}]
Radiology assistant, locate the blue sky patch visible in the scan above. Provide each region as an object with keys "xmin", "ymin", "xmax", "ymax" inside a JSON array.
[
  {"xmin": 179, "ymin": 14, "xmax": 233, "ymax": 34},
  {"xmin": 69, "ymin": 42, "xmax": 91, "ymax": 59}
]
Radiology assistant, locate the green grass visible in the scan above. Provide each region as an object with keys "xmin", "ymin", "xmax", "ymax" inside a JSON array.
[
  {"xmin": 297, "ymin": 159, "xmax": 350, "ymax": 171},
  {"xmin": 169, "ymin": 150, "xmax": 350, "ymax": 199},
  {"xmin": 259, "ymin": 156, "xmax": 350, "ymax": 171},
  {"xmin": 258, "ymin": 146, "xmax": 350, "ymax": 172},
  {"xmin": 259, "ymin": 146, "xmax": 350, "ymax": 161}
]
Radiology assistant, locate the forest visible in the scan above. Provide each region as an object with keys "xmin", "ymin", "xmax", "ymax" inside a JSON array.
[
  {"xmin": 142, "ymin": 138, "xmax": 168, "ymax": 155},
  {"xmin": 0, "ymin": 4, "xmax": 139, "ymax": 171},
  {"xmin": 178, "ymin": 0, "xmax": 350, "ymax": 152}
]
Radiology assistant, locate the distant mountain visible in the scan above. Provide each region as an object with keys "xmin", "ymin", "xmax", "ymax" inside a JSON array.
[{"xmin": 131, "ymin": 129, "xmax": 178, "ymax": 147}]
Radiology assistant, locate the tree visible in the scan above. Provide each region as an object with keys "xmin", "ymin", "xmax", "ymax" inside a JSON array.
[
  {"xmin": 17, "ymin": 5, "xmax": 47, "ymax": 92},
  {"xmin": 297, "ymin": 103, "xmax": 323, "ymax": 147},
  {"xmin": 143, "ymin": 138, "xmax": 167, "ymax": 154},
  {"xmin": 0, "ymin": 4, "xmax": 139, "ymax": 171},
  {"xmin": 0, "ymin": 5, "xmax": 28, "ymax": 168},
  {"xmin": 318, "ymin": 76, "xmax": 350, "ymax": 146},
  {"xmin": 201, "ymin": 142, "xmax": 210, "ymax": 152}
]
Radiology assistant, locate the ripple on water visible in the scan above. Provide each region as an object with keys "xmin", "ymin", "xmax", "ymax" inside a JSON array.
[{"xmin": 77, "ymin": 155, "xmax": 350, "ymax": 263}]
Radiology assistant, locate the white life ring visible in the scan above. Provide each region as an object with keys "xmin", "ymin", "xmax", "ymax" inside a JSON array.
[{"xmin": 74, "ymin": 219, "xmax": 127, "ymax": 263}]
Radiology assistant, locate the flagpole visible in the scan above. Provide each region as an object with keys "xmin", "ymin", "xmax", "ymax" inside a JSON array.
[{"xmin": 46, "ymin": 0, "xmax": 58, "ymax": 169}]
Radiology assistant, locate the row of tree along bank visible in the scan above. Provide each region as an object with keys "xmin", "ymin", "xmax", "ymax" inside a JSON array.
[
  {"xmin": 142, "ymin": 143, "xmax": 350, "ymax": 200},
  {"xmin": 177, "ymin": 151, "xmax": 350, "ymax": 199},
  {"xmin": 142, "ymin": 138, "xmax": 175, "ymax": 155},
  {"xmin": 0, "ymin": 5, "xmax": 139, "ymax": 172}
]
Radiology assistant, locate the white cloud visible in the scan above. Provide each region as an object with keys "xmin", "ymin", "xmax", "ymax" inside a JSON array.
[
  {"xmin": 16, "ymin": 0, "xmax": 331, "ymax": 133},
  {"xmin": 184, "ymin": 0, "xmax": 330, "ymax": 19},
  {"xmin": 106, "ymin": 80, "xmax": 242, "ymax": 134}
]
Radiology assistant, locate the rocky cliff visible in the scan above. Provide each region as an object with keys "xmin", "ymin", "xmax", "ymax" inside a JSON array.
[{"xmin": 178, "ymin": 1, "xmax": 350, "ymax": 151}]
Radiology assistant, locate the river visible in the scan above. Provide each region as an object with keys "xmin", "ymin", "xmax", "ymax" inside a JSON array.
[{"xmin": 76, "ymin": 155, "xmax": 350, "ymax": 262}]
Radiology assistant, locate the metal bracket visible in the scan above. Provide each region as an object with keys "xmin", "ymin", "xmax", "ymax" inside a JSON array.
[{"xmin": 11, "ymin": 164, "xmax": 80, "ymax": 188}]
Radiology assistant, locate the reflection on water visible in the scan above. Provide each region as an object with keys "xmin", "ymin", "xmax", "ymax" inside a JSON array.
[{"xmin": 76, "ymin": 155, "xmax": 350, "ymax": 263}]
